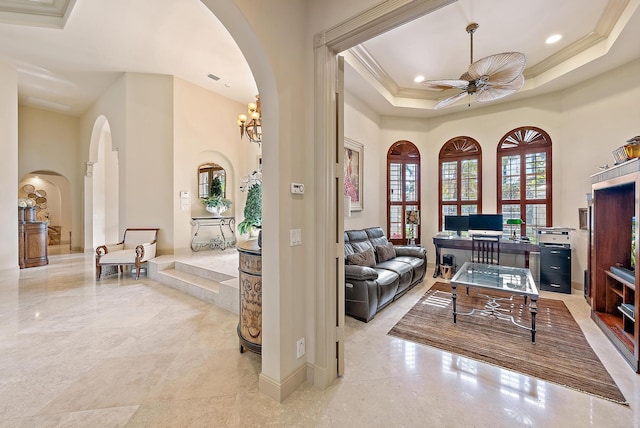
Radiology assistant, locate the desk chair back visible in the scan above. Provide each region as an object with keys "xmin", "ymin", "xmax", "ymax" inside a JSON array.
[{"xmin": 472, "ymin": 234, "xmax": 501, "ymax": 265}]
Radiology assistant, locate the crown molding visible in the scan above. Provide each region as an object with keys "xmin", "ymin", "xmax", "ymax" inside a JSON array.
[
  {"xmin": 343, "ymin": 0, "xmax": 636, "ymax": 106},
  {"xmin": 0, "ymin": 0, "xmax": 76, "ymax": 28}
]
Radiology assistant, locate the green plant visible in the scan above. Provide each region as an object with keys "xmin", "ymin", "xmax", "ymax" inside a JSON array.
[
  {"xmin": 202, "ymin": 177, "xmax": 231, "ymax": 210},
  {"xmin": 237, "ymin": 182, "xmax": 262, "ymax": 235}
]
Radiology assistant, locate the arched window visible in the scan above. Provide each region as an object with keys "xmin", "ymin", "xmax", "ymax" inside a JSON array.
[
  {"xmin": 387, "ymin": 141, "xmax": 421, "ymax": 245},
  {"xmin": 497, "ymin": 126, "xmax": 552, "ymax": 240},
  {"xmin": 438, "ymin": 137, "xmax": 482, "ymax": 230}
]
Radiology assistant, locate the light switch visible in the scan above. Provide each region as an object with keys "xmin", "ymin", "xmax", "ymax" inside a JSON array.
[
  {"xmin": 290, "ymin": 183, "xmax": 304, "ymax": 194},
  {"xmin": 290, "ymin": 229, "xmax": 302, "ymax": 246}
]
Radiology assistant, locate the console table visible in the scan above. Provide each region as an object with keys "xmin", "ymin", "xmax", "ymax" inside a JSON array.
[
  {"xmin": 433, "ymin": 236, "xmax": 539, "ymax": 277},
  {"xmin": 190, "ymin": 216, "xmax": 236, "ymax": 251}
]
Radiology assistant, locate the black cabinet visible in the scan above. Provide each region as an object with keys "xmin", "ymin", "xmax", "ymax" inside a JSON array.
[{"xmin": 540, "ymin": 245, "xmax": 571, "ymax": 293}]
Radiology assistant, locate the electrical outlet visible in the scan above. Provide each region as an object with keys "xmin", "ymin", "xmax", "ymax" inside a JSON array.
[{"xmin": 296, "ymin": 337, "xmax": 305, "ymax": 358}]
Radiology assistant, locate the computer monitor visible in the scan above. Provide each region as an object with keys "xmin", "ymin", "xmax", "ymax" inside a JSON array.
[
  {"xmin": 444, "ymin": 215, "xmax": 469, "ymax": 236},
  {"xmin": 468, "ymin": 214, "xmax": 504, "ymax": 233}
]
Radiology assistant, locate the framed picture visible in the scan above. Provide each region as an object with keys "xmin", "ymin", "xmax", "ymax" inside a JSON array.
[
  {"xmin": 344, "ymin": 138, "xmax": 363, "ymax": 211},
  {"xmin": 579, "ymin": 208, "xmax": 588, "ymax": 230}
]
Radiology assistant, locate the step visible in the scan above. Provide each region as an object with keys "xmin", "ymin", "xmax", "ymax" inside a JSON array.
[
  {"xmin": 174, "ymin": 261, "xmax": 235, "ymax": 283},
  {"xmin": 150, "ymin": 259, "xmax": 238, "ymax": 314}
]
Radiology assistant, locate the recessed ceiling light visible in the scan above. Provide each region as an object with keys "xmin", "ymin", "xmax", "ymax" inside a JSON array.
[
  {"xmin": 546, "ymin": 34, "xmax": 562, "ymax": 44},
  {"xmin": 414, "ymin": 75, "xmax": 425, "ymax": 83}
]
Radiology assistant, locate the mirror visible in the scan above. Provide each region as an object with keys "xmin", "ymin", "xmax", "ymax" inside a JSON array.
[{"xmin": 198, "ymin": 163, "xmax": 226, "ymax": 199}]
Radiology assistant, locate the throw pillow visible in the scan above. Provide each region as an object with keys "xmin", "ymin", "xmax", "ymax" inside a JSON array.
[
  {"xmin": 376, "ymin": 243, "xmax": 396, "ymax": 263},
  {"xmin": 346, "ymin": 248, "xmax": 376, "ymax": 267}
]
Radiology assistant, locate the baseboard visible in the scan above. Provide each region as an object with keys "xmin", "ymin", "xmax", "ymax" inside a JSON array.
[
  {"xmin": 259, "ymin": 363, "xmax": 308, "ymax": 402},
  {"xmin": 311, "ymin": 362, "xmax": 334, "ymax": 389}
]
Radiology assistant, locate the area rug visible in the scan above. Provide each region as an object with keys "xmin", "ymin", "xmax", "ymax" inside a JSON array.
[{"xmin": 388, "ymin": 282, "xmax": 627, "ymax": 404}]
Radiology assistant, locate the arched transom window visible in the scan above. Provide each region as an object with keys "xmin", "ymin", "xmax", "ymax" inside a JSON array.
[
  {"xmin": 497, "ymin": 126, "xmax": 552, "ymax": 240},
  {"xmin": 387, "ymin": 141, "xmax": 421, "ymax": 245},
  {"xmin": 438, "ymin": 136, "xmax": 482, "ymax": 230}
]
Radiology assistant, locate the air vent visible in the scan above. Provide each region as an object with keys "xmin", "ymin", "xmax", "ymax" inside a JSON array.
[{"xmin": 207, "ymin": 74, "xmax": 220, "ymax": 81}]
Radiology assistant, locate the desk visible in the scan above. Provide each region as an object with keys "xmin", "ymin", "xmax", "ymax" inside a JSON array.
[
  {"xmin": 450, "ymin": 262, "xmax": 539, "ymax": 342},
  {"xmin": 191, "ymin": 216, "xmax": 236, "ymax": 251},
  {"xmin": 433, "ymin": 236, "xmax": 539, "ymax": 278}
]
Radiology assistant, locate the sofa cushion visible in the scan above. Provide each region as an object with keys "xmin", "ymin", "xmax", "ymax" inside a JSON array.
[
  {"xmin": 346, "ymin": 248, "xmax": 376, "ymax": 267},
  {"xmin": 345, "ymin": 265, "xmax": 378, "ymax": 280},
  {"xmin": 374, "ymin": 268, "xmax": 400, "ymax": 309},
  {"xmin": 365, "ymin": 227, "xmax": 389, "ymax": 248},
  {"xmin": 394, "ymin": 255, "xmax": 424, "ymax": 270},
  {"xmin": 376, "ymin": 243, "xmax": 396, "ymax": 263},
  {"xmin": 376, "ymin": 259, "xmax": 414, "ymax": 294}
]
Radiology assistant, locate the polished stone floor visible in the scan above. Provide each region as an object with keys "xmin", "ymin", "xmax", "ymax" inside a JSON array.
[{"xmin": 1, "ymin": 250, "xmax": 639, "ymax": 427}]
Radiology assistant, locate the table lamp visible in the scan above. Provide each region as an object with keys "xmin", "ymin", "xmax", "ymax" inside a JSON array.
[
  {"xmin": 406, "ymin": 210, "xmax": 420, "ymax": 245},
  {"xmin": 506, "ymin": 218, "xmax": 523, "ymax": 240}
]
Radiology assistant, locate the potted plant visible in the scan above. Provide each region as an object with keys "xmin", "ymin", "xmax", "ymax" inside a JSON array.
[
  {"xmin": 202, "ymin": 176, "xmax": 231, "ymax": 216},
  {"xmin": 238, "ymin": 171, "xmax": 262, "ymax": 238}
]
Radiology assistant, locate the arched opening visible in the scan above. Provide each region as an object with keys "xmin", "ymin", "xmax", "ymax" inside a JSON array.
[
  {"xmin": 85, "ymin": 115, "xmax": 119, "ymax": 252},
  {"xmin": 19, "ymin": 171, "xmax": 72, "ymax": 254},
  {"xmin": 200, "ymin": 0, "xmax": 282, "ymax": 398}
]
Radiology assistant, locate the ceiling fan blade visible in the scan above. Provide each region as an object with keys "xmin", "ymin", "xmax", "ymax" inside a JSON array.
[
  {"xmin": 487, "ymin": 73, "xmax": 525, "ymax": 91},
  {"xmin": 422, "ymin": 79, "xmax": 469, "ymax": 91},
  {"xmin": 465, "ymin": 52, "xmax": 526, "ymax": 85},
  {"xmin": 435, "ymin": 91, "xmax": 468, "ymax": 109},
  {"xmin": 476, "ymin": 75, "xmax": 525, "ymax": 103}
]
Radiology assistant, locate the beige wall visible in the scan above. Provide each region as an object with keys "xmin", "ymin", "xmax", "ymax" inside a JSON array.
[
  {"xmin": 206, "ymin": 0, "xmax": 312, "ymax": 396},
  {"xmin": 344, "ymin": 92, "xmax": 384, "ymax": 230},
  {"xmin": 80, "ymin": 75, "xmax": 127, "ymax": 252},
  {"xmin": 0, "ymin": 62, "xmax": 18, "ymax": 273},
  {"xmin": 172, "ymin": 77, "xmax": 261, "ymax": 252},
  {"xmin": 18, "ymin": 106, "xmax": 81, "ymax": 249}
]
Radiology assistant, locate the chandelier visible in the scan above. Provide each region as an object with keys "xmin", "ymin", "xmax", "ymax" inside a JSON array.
[{"xmin": 237, "ymin": 95, "xmax": 262, "ymax": 145}]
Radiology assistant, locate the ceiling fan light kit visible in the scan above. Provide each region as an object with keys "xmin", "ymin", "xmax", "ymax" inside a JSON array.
[{"xmin": 423, "ymin": 23, "xmax": 526, "ymax": 109}]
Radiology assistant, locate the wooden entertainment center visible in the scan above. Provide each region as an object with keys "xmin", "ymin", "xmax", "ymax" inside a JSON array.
[{"xmin": 590, "ymin": 159, "xmax": 639, "ymax": 372}]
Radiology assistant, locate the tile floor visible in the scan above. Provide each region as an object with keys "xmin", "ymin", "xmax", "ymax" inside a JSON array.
[{"xmin": 1, "ymin": 250, "xmax": 639, "ymax": 427}]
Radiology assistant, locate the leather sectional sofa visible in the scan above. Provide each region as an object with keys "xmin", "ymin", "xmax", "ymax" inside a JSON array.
[{"xmin": 344, "ymin": 227, "xmax": 427, "ymax": 322}]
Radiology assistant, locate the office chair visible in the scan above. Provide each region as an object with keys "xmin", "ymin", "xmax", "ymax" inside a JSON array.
[
  {"xmin": 468, "ymin": 234, "xmax": 501, "ymax": 295},
  {"xmin": 471, "ymin": 234, "xmax": 501, "ymax": 265}
]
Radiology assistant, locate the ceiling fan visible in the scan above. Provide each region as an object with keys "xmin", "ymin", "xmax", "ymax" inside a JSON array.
[{"xmin": 423, "ymin": 23, "xmax": 526, "ymax": 109}]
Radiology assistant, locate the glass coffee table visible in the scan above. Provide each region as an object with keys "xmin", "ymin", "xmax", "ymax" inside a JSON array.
[{"xmin": 450, "ymin": 262, "xmax": 539, "ymax": 342}]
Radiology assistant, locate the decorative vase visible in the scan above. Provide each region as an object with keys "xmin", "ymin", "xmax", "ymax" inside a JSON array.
[
  {"xmin": 249, "ymin": 227, "xmax": 260, "ymax": 238},
  {"xmin": 25, "ymin": 207, "xmax": 36, "ymax": 222},
  {"xmin": 206, "ymin": 206, "xmax": 227, "ymax": 216}
]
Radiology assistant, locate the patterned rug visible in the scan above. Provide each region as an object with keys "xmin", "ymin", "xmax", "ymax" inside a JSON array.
[{"xmin": 388, "ymin": 282, "xmax": 627, "ymax": 404}]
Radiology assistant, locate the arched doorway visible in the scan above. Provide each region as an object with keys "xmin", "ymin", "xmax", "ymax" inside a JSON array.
[
  {"xmin": 85, "ymin": 115, "xmax": 119, "ymax": 252},
  {"xmin": 19, "ymin": 171, "xmax": 71, "ymax": 253}
]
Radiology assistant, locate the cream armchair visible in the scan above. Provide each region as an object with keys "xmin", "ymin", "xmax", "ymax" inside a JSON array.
[{"xmin": 95, "ymin": 228, "xmax": 159, "ymax": 280}]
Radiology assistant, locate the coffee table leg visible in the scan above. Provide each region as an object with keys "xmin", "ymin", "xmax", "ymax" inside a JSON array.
[
  {"xmin": 529, "ymin": 295, "xmax": 538, "ymax": 343},
  {"xmin": 451, "ymin": 283, "xmax": 458, "ymax": 323}
]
